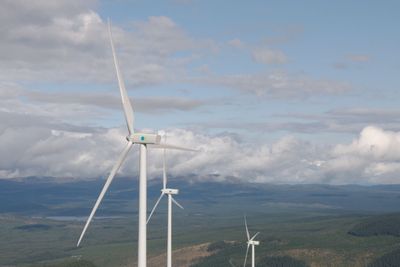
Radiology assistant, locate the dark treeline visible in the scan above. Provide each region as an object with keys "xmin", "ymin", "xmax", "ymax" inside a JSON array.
[
  {"xmin": 191, "ymin": 241, "xmax": 307, "ymax": 267},
  {"xmin": 15, "ymin": 224, "xmax": 52, "ymax": 231},
  {"xmin": 348, "ymin": 213, "xmax": 400, "ymax": 237},
  {"xmin": 368, "ymin": 249, "xmax": 400, "ymax": 267},
  {"xmin": 31, "ymin": 259, "xmax": 96, "ymax": 267},
  {"xmin": 258, "ymin": 256, "xmax": 308, "ymax": 267}
]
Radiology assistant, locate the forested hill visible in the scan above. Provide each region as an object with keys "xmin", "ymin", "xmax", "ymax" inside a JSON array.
[{"xmin": 348, "ymin": 213, "xmax": 400, "ymax": 237}]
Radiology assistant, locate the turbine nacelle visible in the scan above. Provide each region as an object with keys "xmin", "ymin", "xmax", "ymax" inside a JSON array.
[
  {"xmin": 248, "ymin": 240, "xmax": 259, "ymax": 246},
  {"xmin": 162, "ymin": 188, "xmax": 179, "ymax": 195},
  {"xmin": 126, "ymin": 133, "xmax": 161, "ymax": 144}
]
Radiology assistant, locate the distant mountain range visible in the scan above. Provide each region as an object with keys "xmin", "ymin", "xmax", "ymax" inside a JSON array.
[{"xmin": 1, "ymin": 176, "xmax": 400, "ymax": 217}]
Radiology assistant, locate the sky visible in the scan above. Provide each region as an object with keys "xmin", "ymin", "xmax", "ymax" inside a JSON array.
[{"xmin": 1, "ymin": 0, "xmax": 400, "ymax": 184}]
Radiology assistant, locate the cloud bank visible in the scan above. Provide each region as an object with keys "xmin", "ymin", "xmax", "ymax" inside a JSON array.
[{"xmin": 1, "ymin": 118, "xmax": 400, "ymax": 185}]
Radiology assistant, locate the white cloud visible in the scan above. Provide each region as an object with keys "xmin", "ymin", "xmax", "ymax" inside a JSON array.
[
  {"xmin": 347, "ymin": 54, "xmax": 370, "ymax": 62},
  {"xmin": 1, "ymin": 118, "xmax": 400, "ymax": 185},
  {"xmin": 0, "ymin": 127, "xmax": 126, "ymax": 179},
  {"xmin": 324, "ymin": 126, "xmax": 400, "ymax": 184},
  {"xmin": 0, "ymin": 1, "xmax": 216, "ymax": 85},
  {"xmin": 0, "ymin": 123, "xmax": 321, "ymax": 183},
  {"xmin": 195, "ymin": 70, "xmax": 351, "ymax": 97},
  {"xmin": 260, "ymin": 108, "xmax": 400, "ymax": 135},
  {"xmin": 333, "ymin": 54, "xmax": 370, "ymax": 69},
  {"xmin": 333, "ymin": 126, "xmax": 400, "ymax": 160},
  {"xmin": 228, "ymin": 38, "xmax": 244, "ymax": 49},
  {"xmin": 0, "ymin": 1, "xmax": 108, "ymax": 82},
  {"xmin": 252, "ymin": 47, "xmax": 288, "ymax": 64},
  {"xmin": 25, "ymin": 90, "xmax": 206, "ymax": 114}
]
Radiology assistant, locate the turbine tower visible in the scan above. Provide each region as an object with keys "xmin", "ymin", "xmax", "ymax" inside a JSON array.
[
  {"xmin": 243, "ymin": 216, "xmax": 260, "ymax": 267},
  {"xmin": 147, "ymin": 135, "xmax": 184, "ymax": 267},
  {"xmin": 76, "ymin": 20, "xmax": 193, "ymax": 267}
]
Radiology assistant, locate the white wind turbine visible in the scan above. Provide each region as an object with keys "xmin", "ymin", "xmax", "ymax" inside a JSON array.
[
  {"xmin": 147, "ymin": 135, "xmax": 184, "ymax": 267},
  {"xmin": 76, "ymin": 20, "xmax": 193, "ymax": 267},
  {"xmin": 243, "ymin": 216, "xmax": 260, "ymax": 267}
]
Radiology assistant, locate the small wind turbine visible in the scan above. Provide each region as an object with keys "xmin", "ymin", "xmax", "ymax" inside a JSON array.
[
  {"xmin": 76, "ymin": 20, "xmax": 194, "ymax": 267},
  {"xmin": 229, "ymin": 258, "xmax": 237, "ymax": 267},
  {"xmin": 147, "ymin": 135, "xmax": 184, "ymax": 267},
  {"xmin": 243, "ymin": 216, "xmax": 260, "ymax": 267}
]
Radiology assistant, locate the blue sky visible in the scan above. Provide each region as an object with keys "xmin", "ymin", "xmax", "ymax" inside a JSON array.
[
  {"xmin": 1, "ymin": 0, "xmax": 400, "ymax": 184},
  {"xmin": 93, "ymin": 0, "xmax": 400, "ymax": 141}
]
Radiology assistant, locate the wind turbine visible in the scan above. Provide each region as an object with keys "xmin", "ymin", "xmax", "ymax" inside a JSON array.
[
  {"xmin": 147, "ymin": 135, "xmax": 184, "ymax": 267},
  {"xmin": 243, "ymin": 216, "xmax": 260, "ymax": 267},
  {"xmin": 229, "ymin": 258, "xmax": 238, "ymax": 267},
  {"xmin": 76, "ymin": 20, "xmax": 193, "ymax": 267}
]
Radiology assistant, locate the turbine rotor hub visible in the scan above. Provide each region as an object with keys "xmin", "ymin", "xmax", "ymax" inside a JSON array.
[
  {"xmin": 126, "ymin": 133, "xmax": 161, "ymax": 144},
  {"xmin": 162, "ymin": 188, "xmax": 179, "ymax": 195},
  {"xmin": 248, "ymin": 240, "xmax": 260, "ymax": 246}
]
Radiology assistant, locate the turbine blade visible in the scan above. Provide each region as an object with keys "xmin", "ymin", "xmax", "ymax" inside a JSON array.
[
  {"xmin": 163, "ymin": 136, "xmax": 167, "ymax": 189},
  {"xmin": 147, "ymin": 192, "xmax": 165, "ymax": 224},
  {"xmin": 149, "ymin": 143, "xmax": 197, "ymax": 152},
  {"xmin": 108, "ymin": 19, "xmax": 134, "ymax": 135},
  {"xmin": 77, "ymin": 141, "xmax": 133, "ymax": 247},
  {"xmin": 171, "ymin": 196, "xmax": 184, "ymax": 209},
  {"xmin": 243, "ymin": 243, "xmax": 250, "ymax": 267},
  {"xmin": 244, "ymin": 215, "xmax": 250, "ymax": 241},
  {"xmin": 250, "ymin": 232, "xmax": 260, "ymax": 241}
]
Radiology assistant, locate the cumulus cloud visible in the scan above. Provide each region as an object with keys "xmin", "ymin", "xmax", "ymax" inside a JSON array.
[
  {"xmin": 25, "ymin": 90, "xmax": 206, "ymax": 114},
  {"xmin": 323, "ymin": 126, "xmax": 400, "ymax": 184},
  {"xmin": 251, "ymin": 47, "xmax": 288, "ymax": 64},
  {"xmin": 0, "ymin": 122, "xmax": 322, "ymax": 183},
  {"xmin": 333, "ymin": 54, "xmax": 370, "ymax": 69},
  {"xmin": 227, "ymin": 38, "xmax": 288, "ymax": 65},
  {"xmin": 334, "ymin": 126, "xmax": 400, "ymax": 160},
  {"xmin": 347, "ymin": 54, "xmax": 370, "ymax": 62},
  {"xmin": 262, "ymin": 108, "xmax": 400, "ymax": 136},
  {"xmin": 228, "ymin": 38, "xmax": 244, "ymax": 49},
  {"xmin": 0, "ymin": 1, "xmax": 108, "ymax": 82},
  {"xmin": 1, "ymin": 87, "xmax": 324, "ymax": 182},
  {"xmin": 0, "ymin": 1, "xmax": 216, "ymax": 85},
  {"xmin": 194, "ymin": 70, "xmax": 351, "ymax": 97},
  {"xmin": 0, "ymin": 126, "xmax": 125, "ymax": 179},
  {"xmin": 1, "ymin": 116, "xmax": 400, "ymax": 185}
]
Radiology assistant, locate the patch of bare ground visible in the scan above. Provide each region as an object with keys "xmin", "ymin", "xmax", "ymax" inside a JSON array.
[{"xmin": 126, "ymin": 243, "xmax": 213, "ymax": 267}]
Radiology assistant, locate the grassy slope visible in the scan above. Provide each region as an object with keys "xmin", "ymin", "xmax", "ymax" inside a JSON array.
[
  {"xmin": 2, "ymin": 210, "xmax": 400, "ymax": 267},
  {"xmin": 2, "ymin": 179, "xmax": 400, "ymax": 266}
]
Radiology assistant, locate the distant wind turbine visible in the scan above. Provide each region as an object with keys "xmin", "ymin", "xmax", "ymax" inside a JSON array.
[
  {"xmin": 243, "ymin": 216, "xmax": 260, "ymax": 267},
  {"xmin": 229, "ymin": 258, "xmax": 238, "ymax": 267},
  {"xmin": 147, "ymin": 135, "xmax": 184, "ymax": 267},
  {"xmin": 76, "ymin": 20, "xmax": 194, "ymax": 267}
]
